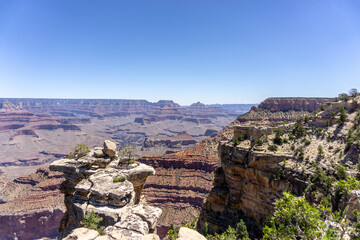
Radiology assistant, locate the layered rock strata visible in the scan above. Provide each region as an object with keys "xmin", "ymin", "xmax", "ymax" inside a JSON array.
[
  {"xmin": 198, "ymin": 96, "xmax": 360, "ymax": 237},
  {"xmin": 138, "ymin": 97, "xmax": 330, "ymax": 236},
  {"xmin": 0, "ymin": 168, "xmax": 65, "ymax": 240},
  {"xmin": 50, "ymin": 140, "xmax": 162, "ymax": 239}
]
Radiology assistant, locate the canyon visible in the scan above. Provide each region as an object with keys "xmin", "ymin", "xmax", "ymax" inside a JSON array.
[
  {"xmin": 0, "ymin": 97, "xmax": 333, "ymax": 239},
  {"xmin": 137, "ymin": 97, "xmax": 333, "ymax": 237},
  {"xmin": 0, "ymin": 98, "xmax": 249, "ymax": 179},
  {"xmin": 198, "ymin": 96, "xmax": 360, "ymax": 238}
]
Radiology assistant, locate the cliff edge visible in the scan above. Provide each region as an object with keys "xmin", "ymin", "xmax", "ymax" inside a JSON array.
[{"xmin": 50, "ymin": 140, "xmax": 162, "ymax": 239}]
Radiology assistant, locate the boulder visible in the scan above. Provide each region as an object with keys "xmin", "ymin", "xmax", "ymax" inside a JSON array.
[
  {"xmin": 142, "ymin": 234, "xmax": 160, "ymax": 240},
  {"xmin": 63, "ymin": 228, "xmax": 99, "ymax": 240},
  {"xmin": 94, "ymin": 147, "xmax": 106, "ymax": 158},
  {"xmin": 176, "ymin": 227, "xmax": 206, "ymax": 240},
  {"xmin": 103, "ymin": 140, "xmax": 117, "ymax": 158}
]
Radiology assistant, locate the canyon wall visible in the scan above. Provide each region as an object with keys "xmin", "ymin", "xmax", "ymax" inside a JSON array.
[
  {"xmin": 138, "ymin": 97, "xmax": 332, "ymax": 237},
  {"xmin": 0, "ymin": 168, "xmax": 65, "ymax": 240},
  {"xmin": 198, "ymin": 97, "xmax": 360, "ymax": 238}
]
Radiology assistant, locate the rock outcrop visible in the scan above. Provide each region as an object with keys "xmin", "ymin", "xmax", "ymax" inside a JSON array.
[
  {"xmin": 142, "ymin": 132, "xmax": 200, "ymax": 154},
  {"xmin": 256, "ymin": 97, "xmax": 333, "ymax": 112},
  {"xmin": 0, "ymin": 168, "xmax": 65, "ymax": 240},
  {"xmin": 176, "ymin": 227, "xmax": 207, "ymax": 240},
  {"xmin": 138, "ymin": 97, "xmax": 330, "ymax": 237},
  {"xmin": 198, "ymin": 96, "xmax": 360, "ymax": 238},
  {"xmin": 50, "ymin": 140, "xmax": 162, "ymax": 239}
]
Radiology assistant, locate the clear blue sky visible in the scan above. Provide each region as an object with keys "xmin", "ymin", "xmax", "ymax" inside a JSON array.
[{"xmin": 0, "ymin": 0, "xmax": 359, "ymax": 105}]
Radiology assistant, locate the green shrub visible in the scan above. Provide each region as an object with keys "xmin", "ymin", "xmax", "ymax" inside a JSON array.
[
  {"xmin": 273, "ymin": 128, "xmax": 284, "ymax": 145},
  {"xmin": 338, "ymin": 93, "xmax": 349, "ymax": 101},
  {"xmin": 118, "ymin": 143, "xmax": 137, "ymax": 163},
  {"xmin": 337, "ymin": 106, "xmax": 347, "ymax": 125},
  {"xmin": 113, "ymin": 176, "xmax": 126, "ymax": 183},
  {"xmin": 349, "ymin": 88, "xmax": 359, "ymax": 97},
  {"xmin": 318, "ymin": 145, "xmax": 324, "ymax": 157},
  {"xmin": 335, "ymin": 164, "xmax": 348, "ymax": 180},
  {"xmin": 255, "ymin": 139, "xmax": 263, "ymax": 146},
  {"xmin": 290, "ymin": 145, "xmax": 295, "ymax": 151},
  {"xmin": 67, "ymin": 144, "xmax": 90, "ymax": 160},
  {"xmin": 273, "ymin": 137, "xmax": 283, "ymax": 145},
  {"xmin": 304, "ymin": 139, "xmax": 311, "ymax": 146},
  {"xmin": 326, "ymin": 120, "xmax": 331, "ymax": 127},
  {"xmin": 233, "ymin": 137, "xmax": 240, "ymax": 146},
  {"xmin": 294, "ymin": 146, "xmax": 305, "ymax": 160},
  {"xmin": 268, "ymin": 145, "xmax": 278, "ymax": 152},
  {"xmin": 309, "ymin": 163, "xmax": 335, "ymax": 194},
  {"xmin": 314, "ymin": 128, "xmax": 323, "ymax": 134},
  {"xmin": 207, "ymin": 220, "xmax": 250, "ymax": 240},
  {"xmin": 273, "ymin": 128, "xmax": 284, "ymax": 137},
  {"xmin": 293, "ymin": 123, "xmax": 307, "ymax": 138},
  {"xmin": 304, "ymin": 115, "xmax": 309, "ymax": 123},
  {"xmin": 288, "ymin": 133, "xmax": 295, "ymax": 140},
  {"xmin": 81, "ymin": 211, "xmax": 105, "ymax": 234},
  {"xmin": 167, "ymin": 224, "xmax": 180, "ymax": 240},
  {"xmin": 262, "ymin": 192, "xmax": 324, "ymax": 239},
  {"xmin": 335, "ymin": 177, "xmax": 360, "ymax": 195}
]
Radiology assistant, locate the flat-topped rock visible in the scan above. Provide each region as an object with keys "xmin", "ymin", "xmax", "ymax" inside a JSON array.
[{"xmin": 50, "ymin": 140, "xmax": 161, "ymax": 238}]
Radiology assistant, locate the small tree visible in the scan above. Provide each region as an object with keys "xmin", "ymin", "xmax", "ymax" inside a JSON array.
[
  {"xmin": 262, "ymin": 192, "xmax": 325, "ymax": 239},
  {"xmin": 81, "ymin": 211, "xmax": 104, "ymax": 234},
  {"xmin": 273, "ymin": 128, "xmax": 284, "ymax": 145},
  {"xmin": 293, "ymin": 123, "xmax": 307, "ymax": 138},
  {"xmin": 67, "ymin": 144, "xmax": 90, "ymax": 160},
  {"xmin": 338, "ymin": 106, "xmax": 347, "ymax": 125},
  {"xmin": 338, "ymin": 93, "xmax": 349, "ymax": 101},
  {"xmin": 118, "ymin": 143, "xmax": 138, "ymax": 164},
  {"xmin": 349, "ymin": 88, "xmax": 358, "ymax": 98}
]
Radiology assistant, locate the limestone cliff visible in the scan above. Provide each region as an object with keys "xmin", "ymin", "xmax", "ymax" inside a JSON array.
[
  {"xmin": 198, "ymin": 96, "xmax": 360, "ymax": 238},
  {"xmin": 0, "ymin": 169, "xmax": 65, "ymax": 240},
  {"xmin": 138, "ymin": 97, "xmax": 330, "ymax": 237},
  {"xmin": 50, "ymin": 140, "xmax": 162, "ymax": 239}
]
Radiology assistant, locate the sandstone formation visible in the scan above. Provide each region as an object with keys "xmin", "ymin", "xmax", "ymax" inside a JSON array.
[
  {"xmin": 0, "ymin": 100, "xmax": 102, "ymax": 171},
  {"xmin": 0, "ymin": 168, "xmax": 65, "ymax": 240},
  {"xmin": 50, "ymin": 140, "xmax": 162, "ymax": 239},
  {"xmin": 0, "ymin": 97, "xmax": 330, "ymax": 239},
  {"xmin": 198, "ymin": 96, "xmax": 360, "ymax": 238},
  {"xmin": 256, "ymin": 97, "xmax": 333, "ymax": 112},
  {"xmin": 63, "ymin": 227, "xmax": 161, "ymax": 240},
  {"xmin": 142, "ymin": 132, "xmax": 201, "ymax": 154},
  {"xmin": 176, "ymin": 227, "xmax": 207, "ymax": 240},
  {"xmin": 138, "ymin": 97, "xmax": 338, "ymax": 237},
  {"xmin": 0, "ymin": 98, "xmax": 248, "ymax": 177}
]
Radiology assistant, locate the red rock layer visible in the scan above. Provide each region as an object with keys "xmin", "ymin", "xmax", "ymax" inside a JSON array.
[
  {"xmin": 0, "ymin": 169, "xmax": 65, "ymax": 240},
  {"xmin": 138, "ymin": 97, "xmax": 331, "ymax": 237}
]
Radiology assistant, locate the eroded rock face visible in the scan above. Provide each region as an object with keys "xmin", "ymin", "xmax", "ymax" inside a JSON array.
[
  {"xmin": 63, "ymin": 227, "xmax": 161, "ymax": 240},
  {"xmin": 137, "ymin": 97, "xmax": 334, "ymax": 237},
  {"xmin": 0, "ymin": 168, "xmax": 65, "ymax": 240},
  {"xmin": 177, "ymin": 227, "xmax": 207, "ymax": 240},
  {"xmin": 198, "ymin": 96, "xmax": 360, "ymax": 238},
  {"xmin": 50, "ymin": 140, "xmax": 162, "ymax": 239},
  {"xmin": 256, "ymin": 98, "xmax": 333, "ymax": 112}
]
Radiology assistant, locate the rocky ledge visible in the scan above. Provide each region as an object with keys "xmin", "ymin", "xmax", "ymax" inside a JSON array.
[{"xmin": 50, "ymin": 140, "xmax": 162, "ymax": 239}]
